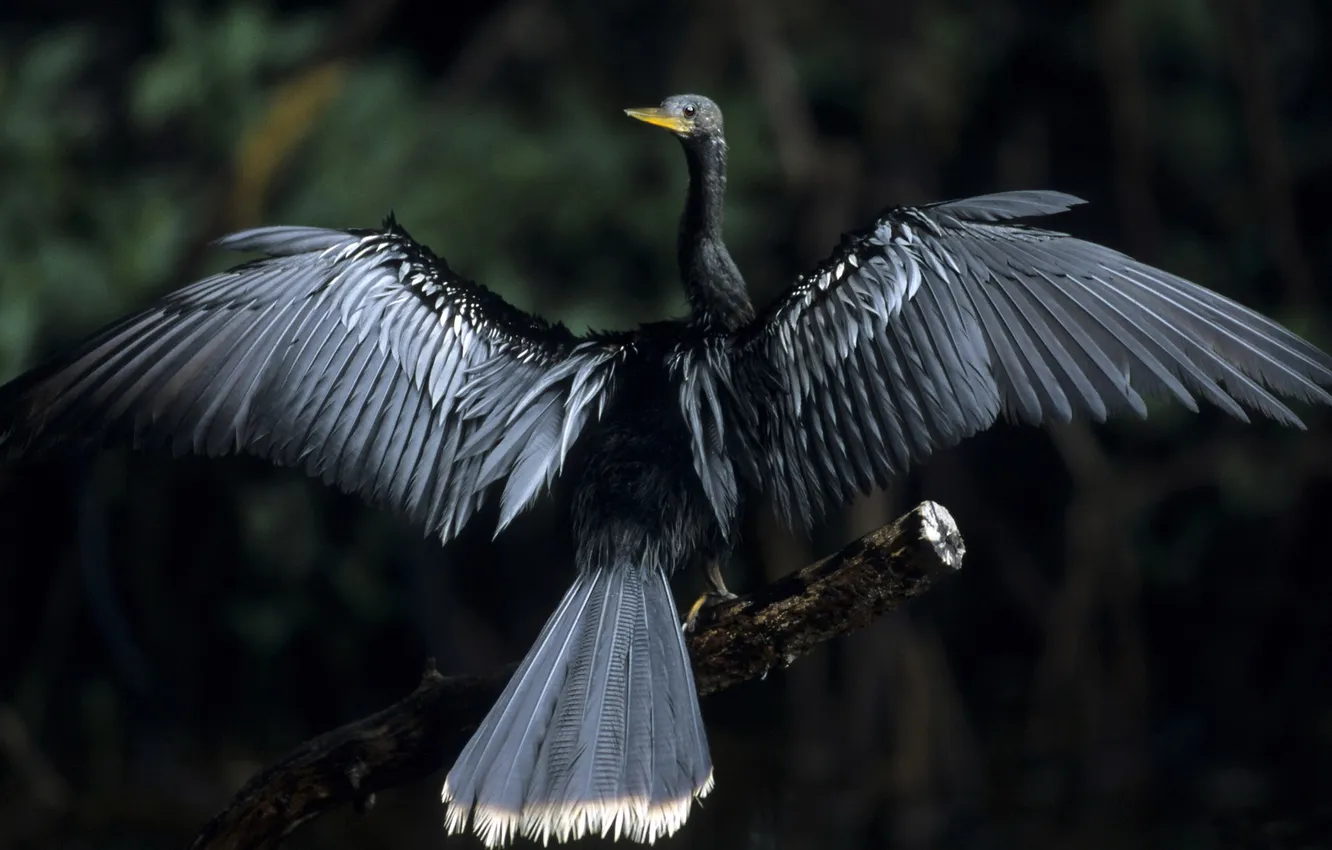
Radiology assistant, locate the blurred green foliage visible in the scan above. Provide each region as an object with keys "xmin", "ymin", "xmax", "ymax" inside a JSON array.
[{"xmin": 130, "ymin": 5, "xmax": 327, "ymax": 135}]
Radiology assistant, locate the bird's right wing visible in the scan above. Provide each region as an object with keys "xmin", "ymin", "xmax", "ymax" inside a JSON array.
[
  {"xmin": 0, "ymin": 219, "xmax": 624, "ymax": 541},
  {"xmin": 717, "ymin": 190, "xmax": 1332, "ymax": 531}
]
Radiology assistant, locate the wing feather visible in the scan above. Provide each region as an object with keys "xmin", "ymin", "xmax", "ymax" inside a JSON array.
[
  {"xmin": 0, "ymin": 219, "xmax": 622, "ymax": 542},
  {"xmin": 722, "ymin": 190, "xmax": 1332, "ymax": 529}
]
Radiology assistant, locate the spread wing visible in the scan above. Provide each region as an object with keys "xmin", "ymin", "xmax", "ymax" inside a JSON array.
[
  {"xmin": 0, "ymin": 219, "xmax": 622, "ymax": 541},
  {"xmin": 720, "ymin": 190, "xmax": 1332, "ymax": 529}
]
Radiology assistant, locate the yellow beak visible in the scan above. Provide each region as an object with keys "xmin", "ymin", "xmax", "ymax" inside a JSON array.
[{"xmin": 624, "ymin": 107, "xmax": 693, "ymax": 134}]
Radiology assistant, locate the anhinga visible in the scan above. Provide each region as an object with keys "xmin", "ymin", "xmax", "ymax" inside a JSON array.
[{"xmin": 2, "ymin": 94, "xmax": 1331, "ymax": 845}]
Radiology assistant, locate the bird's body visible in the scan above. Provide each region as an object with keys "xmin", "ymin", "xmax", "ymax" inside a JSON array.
[
  {"xmin": 441, "ymin": 330, "xmax": 728, "ymax": 844},
  {"xmin": 3, "ymin": 93, "xmax": 1331, "ymax": 846},
  {"xmin": 572, "ymin": 331, "xmax": 734, "ymax": 569}
]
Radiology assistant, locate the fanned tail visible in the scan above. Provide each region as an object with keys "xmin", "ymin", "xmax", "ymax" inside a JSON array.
[{"xmin": 441, "ymin": 560, "xmax": 713, "ymax": 846}]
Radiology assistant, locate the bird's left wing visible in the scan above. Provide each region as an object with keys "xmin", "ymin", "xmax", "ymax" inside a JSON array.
[
  {"xmin": 0, "ymin": 219, "xmax": 623, "ymax": 541},
  {"xmin": 714, "ymin": 190, "xmax": 1332, "ymax": 530}
]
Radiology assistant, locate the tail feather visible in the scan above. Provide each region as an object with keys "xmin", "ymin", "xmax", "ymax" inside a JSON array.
[
  {"xmin": 441, "ymin": 582, "xmax": 595, "ymax": 843},
  {"xmin": 659, "ymin": 568, "xmax": 713, "ymax": 794},
  {"xmin": 442, "ymin": 563, "xmax": 713, "ymax": 846}
]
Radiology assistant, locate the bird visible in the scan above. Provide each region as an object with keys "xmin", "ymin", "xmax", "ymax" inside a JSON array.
[{"xmin": 2, "ymin": 92, "xmax": 1331, "ymax": 846}]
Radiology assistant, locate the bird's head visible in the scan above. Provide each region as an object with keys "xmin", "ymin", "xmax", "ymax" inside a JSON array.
[{"xmin": 624, "ymin": 94, "xmax": 723, "ymax": 142}]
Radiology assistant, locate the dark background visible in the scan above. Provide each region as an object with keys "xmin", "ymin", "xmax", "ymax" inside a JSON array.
[{"xmin": 1, "ymin": 1, "xmax": 1330, "ymax": 848}]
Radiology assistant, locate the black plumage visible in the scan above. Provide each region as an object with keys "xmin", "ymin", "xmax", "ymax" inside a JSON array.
[{"xmin": 2, "ymin": 93, "xmax": 1331, "ymax": 846}]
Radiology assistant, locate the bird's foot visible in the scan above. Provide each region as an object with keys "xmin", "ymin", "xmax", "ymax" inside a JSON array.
[{"xmin": 683, "ymin": 561, "xmax": 738, "ymax": 633}]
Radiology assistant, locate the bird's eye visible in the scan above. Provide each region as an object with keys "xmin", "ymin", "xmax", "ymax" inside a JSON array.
[{"xmin": 683, "ymin": 104, "xmax": 697, "ymax": 117}]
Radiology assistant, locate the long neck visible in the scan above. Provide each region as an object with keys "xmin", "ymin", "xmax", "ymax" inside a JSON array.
[{"xmin": 678, "ymin": 137, "xmax": 754, "ymax": 332}]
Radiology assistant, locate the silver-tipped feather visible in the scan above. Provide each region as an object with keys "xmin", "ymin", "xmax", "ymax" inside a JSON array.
[
  {"xmin": 0, "ymin": 222, "xmax": 622, "ymax": 545},
  {"xmin": 442, "ymin": 564, "xmax": 712, "ymax": 848},
  {"xmin": 725, "ymin": 190, "xmax": 1332, "ymax": 530}
]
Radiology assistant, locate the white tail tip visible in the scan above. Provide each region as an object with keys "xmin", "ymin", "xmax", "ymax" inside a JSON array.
[{"xmin": 442, "ymin": 770, "xmax": 715, "ymax": 847}]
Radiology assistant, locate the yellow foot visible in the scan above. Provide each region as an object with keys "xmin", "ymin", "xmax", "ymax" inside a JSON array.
[{"xmin": 683, "ymin": 561, "xmax": 739, "ymax": 633}]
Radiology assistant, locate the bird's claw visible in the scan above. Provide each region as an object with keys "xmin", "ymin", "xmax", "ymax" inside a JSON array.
[{"xmin": 682, "ymin": 561, "xmax": 738, "ymax": 633}]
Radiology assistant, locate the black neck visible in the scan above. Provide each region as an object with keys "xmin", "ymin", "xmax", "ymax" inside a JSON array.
[{"xmin": 678, "ymin": 136, "xmax": 754, "ymax": 332}]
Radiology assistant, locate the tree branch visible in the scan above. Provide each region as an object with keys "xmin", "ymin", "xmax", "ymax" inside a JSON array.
[{"xmin": 190, "ymin": 500, "xmax": 965, "ymax": 850}]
